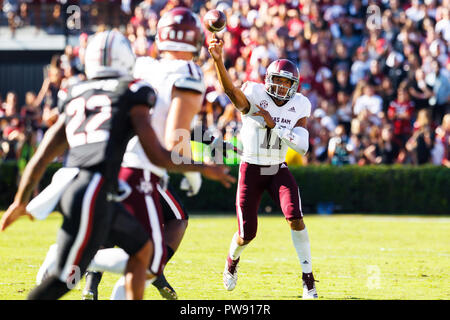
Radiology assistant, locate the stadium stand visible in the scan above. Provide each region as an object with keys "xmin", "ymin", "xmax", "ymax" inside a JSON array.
[{"xmin": 0, "ymin": 0, "xmax": 449, "ymax": 166}]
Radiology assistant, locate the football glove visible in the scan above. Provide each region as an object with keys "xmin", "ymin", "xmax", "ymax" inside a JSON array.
[{"xmin": 180, "ymin": 171, "xmax": 202, "ymax": 197}]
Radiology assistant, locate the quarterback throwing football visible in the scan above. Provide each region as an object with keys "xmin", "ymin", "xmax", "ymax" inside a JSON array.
[{"xmin": 208, "ymin": 38, "xmax": 318, "ymax": 299}]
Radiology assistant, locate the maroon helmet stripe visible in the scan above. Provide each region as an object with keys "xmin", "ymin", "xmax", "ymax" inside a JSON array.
[{"xmin": 187, "ymin": 62, "xmax": 194, "ymax": 77}]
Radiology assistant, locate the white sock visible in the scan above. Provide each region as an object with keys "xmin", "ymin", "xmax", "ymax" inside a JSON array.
[
  {"xmin": 36, "ymin": 243, "xmax": 58, "ymax": 285},
  {"xmin": 291, "ymin": 228, "xmax": 313, "ymax": 274},
  {"xmin": 88, "ymin": 248, "xmax": 129, "ymax": 274},
  {"xmin": 110, "ymin": 275, "xmax": 155, "ymax": 300},
  {"xmin": 228, "ymin": 232, "xmax": 248, "ymax": 260},
  {"xmin": 110, "ymin": 276, "xmax": 126, "ymax": 300}
]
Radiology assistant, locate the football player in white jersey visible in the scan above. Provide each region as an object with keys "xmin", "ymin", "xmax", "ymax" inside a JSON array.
[
  {"xmin": 81, "ymin": 7, "xmax": 207, "ymax": 300},
  {"xmin": 208, "ymin": 38, "xmax": 318, "ymax": 299}
]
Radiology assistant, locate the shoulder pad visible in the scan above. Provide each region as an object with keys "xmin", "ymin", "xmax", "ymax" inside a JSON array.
[
  {"xmin": 294, "ymin": 93, "xmax": 312, "ymax": 118},
  {"xmin": 57, "ymin": 88, "xmax": 69, "ymax": 114},
  {"xmin": 129, "ymin": 79, "xmax": 151, "ymax": 93},
  {"xmin": 241, "ymin": 81, "xmax": 263, "ymax": 94},
  {"xmin": 128, "ymin": 80, "xmax": 157, "ymax": 108},
  {"xmin": 173, "ymin": 76, "xmax": 206, "ymax": 94},
  {"xmin": 57, "ymin": 88, "xmax": 68, "ymax": 102}
]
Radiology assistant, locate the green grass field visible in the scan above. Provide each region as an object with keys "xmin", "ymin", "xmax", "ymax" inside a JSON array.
[{"xmin": 0, "ymin": 212, "xmax": 449, "ymax": 300}]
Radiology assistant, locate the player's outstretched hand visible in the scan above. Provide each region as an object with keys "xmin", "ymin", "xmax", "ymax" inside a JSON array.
[
  {"xmin": 208, "ymin": 38, "xmax": 224, "ymax": 62},
  {"xmin": 201, "ymin": 164, "xmax": 236, "ymax": 189},
  {"xmin": 253, "ymin": 104, "xmax": 276, "ymax": 129},
  {"xmin": 0, "ymin": 202, "xmax": 33, "ymax": 232}
]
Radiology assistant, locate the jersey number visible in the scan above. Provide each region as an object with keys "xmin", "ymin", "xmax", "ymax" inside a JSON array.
[
  {"xmin": 260, "ymin": 128, "xmax": 281, "ymax": 150},
  {"xmin": 65, "ymin": 95, "xmax": 112, "ymax": 148}
]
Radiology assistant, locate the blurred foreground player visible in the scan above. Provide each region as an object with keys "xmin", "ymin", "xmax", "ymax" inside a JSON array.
[
  {"xmin": 83, "ymin": 7, "xmax": 208, "ymax": 300},
  {"xmin": 209, "ymin": 37, "xmax": 318, "ymax": 299}
]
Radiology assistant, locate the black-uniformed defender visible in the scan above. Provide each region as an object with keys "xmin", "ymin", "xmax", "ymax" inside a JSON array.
[{"xmin": 46, "ymin": 76, "xmax": 159, "ymax": 300}]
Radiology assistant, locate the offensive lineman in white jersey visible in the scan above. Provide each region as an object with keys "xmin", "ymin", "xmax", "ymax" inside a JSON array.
[
  {"xmin": 81, "ymin": 7, "xmax": 207, "ymax": 300},
  {"xmin": 208, "ymin": 38, "xmax": 319, "ymax": 298}
]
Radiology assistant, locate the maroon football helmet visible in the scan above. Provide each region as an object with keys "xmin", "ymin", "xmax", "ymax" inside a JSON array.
[
  {"xmin": 156, "ymin": 7, "xmax": 205, "ymax": 54},
  {"xmin": 264, "ymin": 59, "xmax": 300, "ymax": 101}
]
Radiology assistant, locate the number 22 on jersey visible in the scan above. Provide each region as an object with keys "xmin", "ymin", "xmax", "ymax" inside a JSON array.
[{"xmin": 65, "ymin": 95, "xmax": 112, "ymax": 148}]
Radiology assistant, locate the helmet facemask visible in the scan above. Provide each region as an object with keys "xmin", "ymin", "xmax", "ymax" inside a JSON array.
[{"xmin": 265, "ymin": 73, "xmax": 299, "ymax": 101}]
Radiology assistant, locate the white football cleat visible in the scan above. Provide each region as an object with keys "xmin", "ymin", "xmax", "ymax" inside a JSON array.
[
  {"xmin": 302, "ymin": 273, "xmax": 318, "ymax": 299},
  {"xmin": 302, "ymin": 284, "xmax": 318, "ymax": 299},
  {"xmin": 223, "ymin": 256, "xmax": 239, "ymax": 291}
]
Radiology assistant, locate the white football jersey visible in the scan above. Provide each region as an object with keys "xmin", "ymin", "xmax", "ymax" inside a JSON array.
[
  {"xmin": 122, "ymin": 57, "xmax": 205, "ymax": 176},
  {"xmin": 240, "ymin": 81, "xmax": 311, "ymax": 165}
]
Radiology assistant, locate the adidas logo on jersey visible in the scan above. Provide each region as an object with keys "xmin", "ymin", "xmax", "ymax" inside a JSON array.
[{"xmin": 288, "ymin": 107, "xmax": 296, "ymax": 112}]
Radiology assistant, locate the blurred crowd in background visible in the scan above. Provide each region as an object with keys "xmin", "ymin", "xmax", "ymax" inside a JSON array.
[{"xmin": 1, "ymin": 0, "xmax": 449, "ymax": 167}]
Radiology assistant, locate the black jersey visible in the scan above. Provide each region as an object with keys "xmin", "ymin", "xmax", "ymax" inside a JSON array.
[{"xmin": 59, "ymin": 77, "xmax": 156, "ymax": 192}]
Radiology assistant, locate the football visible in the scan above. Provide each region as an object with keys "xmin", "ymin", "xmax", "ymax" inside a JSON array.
[{"xmin": 203, "ymin": 9, "xmax": 227, "ymax": 33}]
